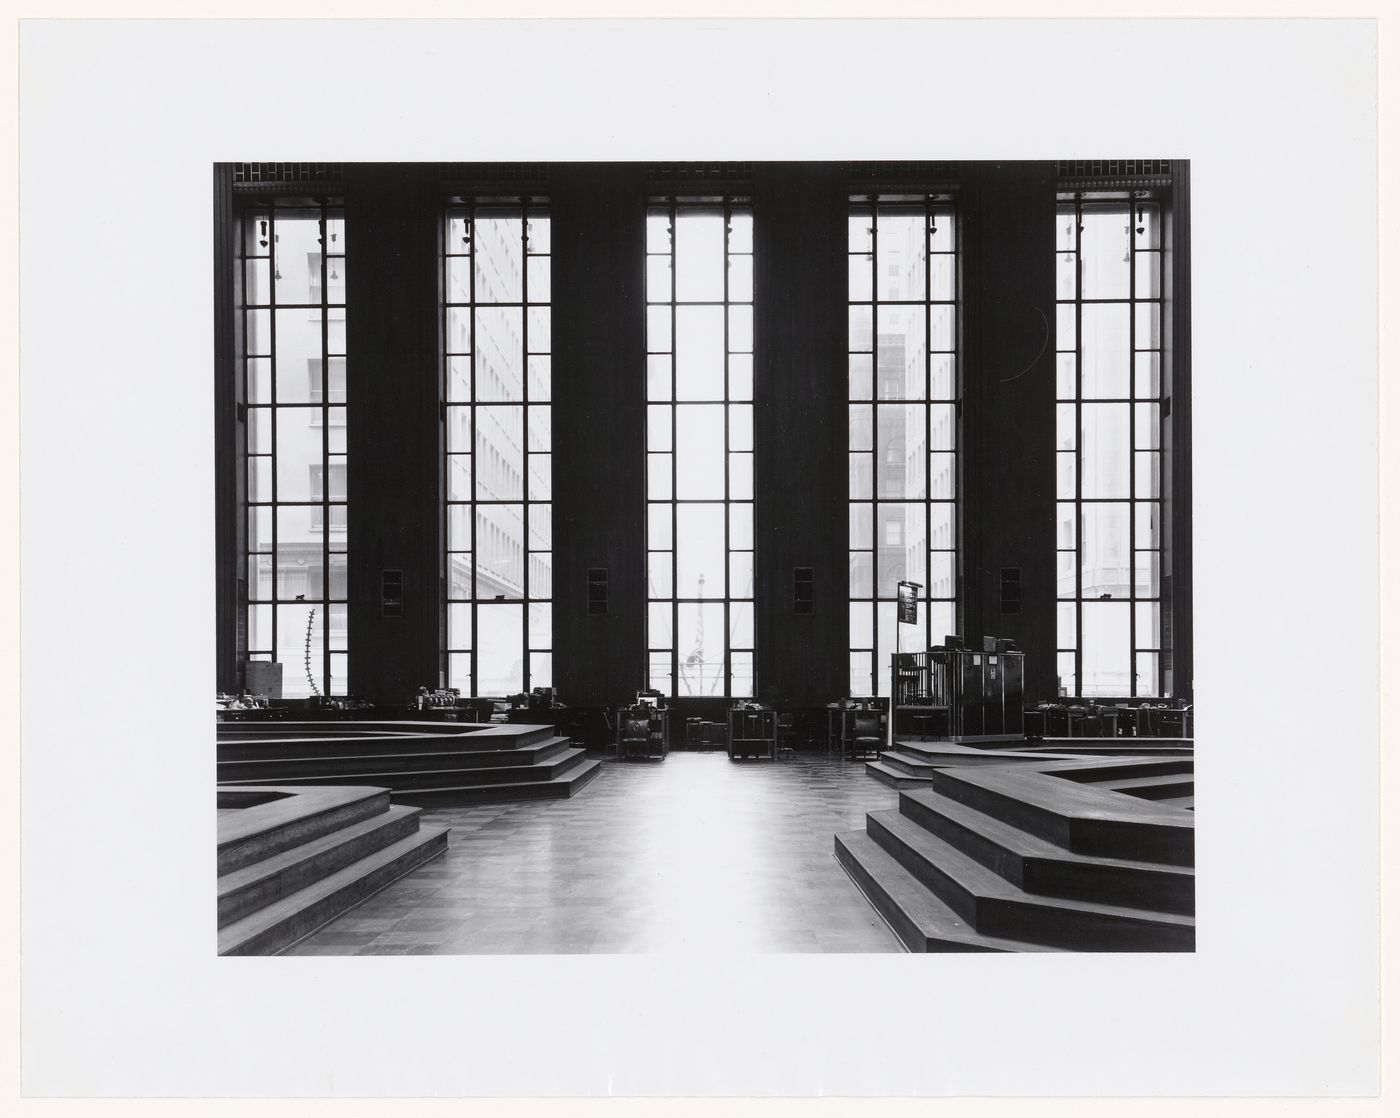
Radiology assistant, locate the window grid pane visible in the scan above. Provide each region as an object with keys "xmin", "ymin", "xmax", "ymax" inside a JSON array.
[
  {"xmin": 443, "ymin": 202, "xmax": 551, "ymax": 696},
  {"xmin": 849, "ymin": 200, "xmax": 957, "ymax": 697},
  {"xmin": 647, "ymin": 201, "xmax": 754, "ymax": 697},
  {"xmin": 1057, "ymin": 199, "xmax": 1164, "ymax": 698},
  {"xmin": 242, "ymin": 201, "xmax": 347, "ymax": 698}
]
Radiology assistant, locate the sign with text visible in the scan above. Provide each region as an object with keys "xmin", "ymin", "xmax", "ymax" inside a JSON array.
[{"xmin": 896, "ymin": 580, "xmax": 919, "ymax": 625}]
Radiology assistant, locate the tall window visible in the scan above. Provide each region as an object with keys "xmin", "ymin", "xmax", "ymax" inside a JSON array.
[
  {"xmin": 443, "ymin": 201, "xmax": 552, "ymax": 697},
  {"xmin": 1055, "ymin": 196, "xmax": 1163, "ymax": 697},
  {"xmin": 242, "ymin": 200, "xmax": 347, "ymax": 698},
  {"xmin": 646, "ymin": 202, "xmax": 754, "ymax": 698},
  {"xmin": 848, "ymin": 198, "xmax": 958, "ymax": 697}
]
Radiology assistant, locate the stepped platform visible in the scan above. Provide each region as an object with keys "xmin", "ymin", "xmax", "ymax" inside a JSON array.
[
  {"xmin": 837, "ymin": 754, "xmax": 1195, "ymax": 952},
  {"xmin": 217, "ymin": 719, "xmax": 602, "ymax": 806},
  {"xmin": 217, "ymin": 784, "xmax": 447, "ymax": 955},
  {"xmin": 865, "ymin": 739, "xmax": 1091, "ymax": 787},
  {"xmin": 1022, "ymin": 737, "xmax": 1194, "ymax": 754}
]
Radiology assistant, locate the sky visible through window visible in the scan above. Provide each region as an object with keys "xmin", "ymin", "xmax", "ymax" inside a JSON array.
[{"xmin": 647, "ymin": 203, "xmax": 755, "ymax": 698}]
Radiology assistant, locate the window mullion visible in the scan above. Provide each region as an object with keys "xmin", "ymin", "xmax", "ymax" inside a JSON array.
[
  {"xmin": 469, "ymin": 202, "xmax": 478, "ymax": 697},
  {"xmin": 1074, "ymin": 198, "xmax": 1084, "ymax": 699},
  {"xmin": 268, "ymin": 206, "xmax": 280, "ymax": 671},
  {"xmin": 520, "ymin": 199, "xmax": 530, "ymax": 693},
  {"xmin": 728, "ymin": 197, "xmax": 739, "ymax": 694},
  {"xmin": 1128, "ymin": 202, "xmax": 1137, "ymax": 697},
  {"xmin": 320, "ymin": 201, "xmax": 332, "ymax": 696},
  {"xmin": 670, "ymin": 201, "xmax": 678, "ymax": 694}
]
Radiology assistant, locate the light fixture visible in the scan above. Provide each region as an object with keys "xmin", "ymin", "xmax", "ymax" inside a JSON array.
[{"xmin": 258, "ymin": 220, "xmax": 268, "ymax": 249}]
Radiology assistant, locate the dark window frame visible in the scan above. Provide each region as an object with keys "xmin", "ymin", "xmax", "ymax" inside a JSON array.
[
  {"xmin": 847, "ymin": 195, "xmax": 959, "ymax": 699},
  {"xmin": 1055, "ymin": 192, "xmax": 1166, "ymax": 699},
  {"xmin": 240, "ymin": 197, "xmax": 347, "ymax": 696},
  {"xmin": 441, "ymin": 198, "xmax": 553, "ymax": 698},
  {"xmin": 645, "ymin": 197, "xmax": 755, "ymax": 699}
]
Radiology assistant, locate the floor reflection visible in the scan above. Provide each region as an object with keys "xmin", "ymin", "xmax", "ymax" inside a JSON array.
[{"xmin": 286, "ymin": 753, "xmax": 903, "ymax": 955}]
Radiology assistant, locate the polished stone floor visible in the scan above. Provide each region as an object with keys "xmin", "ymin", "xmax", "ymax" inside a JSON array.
[{"xmin": 286, "ymin": 752, "xmax": 904, "ymax": 955}]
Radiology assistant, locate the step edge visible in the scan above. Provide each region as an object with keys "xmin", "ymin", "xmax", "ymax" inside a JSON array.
[
  {"xmin": 867, "ymin": 809, "xmax": 1194, "ymax": 929},
  {"xmin": 900, "ymin": 789, "xmax": 1196, "ymax": 877},
  {"xmin": 218, "ymin": 826, "xmax": 450, "ymax": 955},
  {"xmin": 835, "ymin": 832, "xmax": 1046, "ymax": 953},
  {"xmin": 217, "ymin": 805, "xmax": 423, "ymax": 903}
]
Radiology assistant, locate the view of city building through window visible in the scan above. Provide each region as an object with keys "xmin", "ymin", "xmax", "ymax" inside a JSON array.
[
  {"xmin": 234, "ymin": 189, "xmax": 1169, "ymax": 704},
  {"xmin": 242, "ymin": 200, "xmax": 348, "ymax": 699},
  {"xmin": 1055, "ymin": 198, "xmax": 1164, "ymax": 697},
  {"xmin": 443, "ymin": 202, "xmax": 553, "ymax": 697},
  {"xmin": 848, "ymin": 198, "xmax": 958, "ymax": 698},
  {"xmin": 646, "ymin": 202, "xmax": 755, "ymax": 698}
]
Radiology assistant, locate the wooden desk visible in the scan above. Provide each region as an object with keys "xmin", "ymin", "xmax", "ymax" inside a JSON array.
[{"xmin": 826, "ymin": 705, "xmax": 888, "ymax": 760}]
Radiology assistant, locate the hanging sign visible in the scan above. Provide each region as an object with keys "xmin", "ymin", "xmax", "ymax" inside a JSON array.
[{"xmin": 896, "ymin": 580, "xmax": 919, "ymax": 625}]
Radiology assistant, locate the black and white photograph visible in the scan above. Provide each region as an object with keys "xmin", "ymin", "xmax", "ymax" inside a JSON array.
[
  {"xmin": 17, "ymin": 14, "xmax": 1382, "ymax": 1102},
  {"xmin": 211, "ymin": 158, "xmax": 1197, "ymax": 958}
]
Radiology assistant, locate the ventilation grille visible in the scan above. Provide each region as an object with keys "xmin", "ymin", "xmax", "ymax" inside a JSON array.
[
  {"xmin": 232, "ymin": 162, "xmax": 344, "ymax": 185},
  {"xmin": 1056, "ymin": 159, "xmax": 1174, "ymax": 192},
  {"xmin": 439, "ymin": 162, "xmax": 551, "ymax": 191},
  {"xmin": 1162, "ymin": 574, "xmax": 1173, "ymax": 652},
  {"xmin": 1056, "ymin": 160, "xmax": 1171, "ymax": 178},
  {"xmin": 587, "ymin": 568, "xmax": 609, "ymax": 616},
  {"xmin": 381, "ymin": 569, "xmax": 404, "ymax": 618},
  {"xmin": 1000, "ymin": 567, "xmax": 1022, "ymax": 615},
  {"xmin": 794, "ymin": 567, "xmax": 814, "ymax": 615},
  {"xmin": 847, "ymin": 161, "xmax": 962, "ymax": 188},
  {"xmin": 236, "ymin": 578, "xmax": 248, "ymax": 655},
  {"xmin": 646, "ymin": 161, "xmax": 753, "ymax": 183}
]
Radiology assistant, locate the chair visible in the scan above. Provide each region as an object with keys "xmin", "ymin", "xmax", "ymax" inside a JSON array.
[
  {"xmin": 1024, "ymin": 706, "xmax": 1046, "ymax": 740},
  {"xmin": 1082, "ymin": 705, "xmax": 1103, "ymax": 738},
  {"xmin": 849, "ymin": 715, "xmax": 883, "ymax": 761},
  {"xmin": 825, "ymin": 706, "xmax": 844, "ymax": 756},
  {"xmin": 776, "ymin": 712, "xmax": 797, "ymax": 759},
  {"xmin": 619, "ymin": 711, "xmax": 651, "ymax": 759},
  {"xmin": 565, "ymin": 709, "xmax": 591, "ymax": 750}
]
